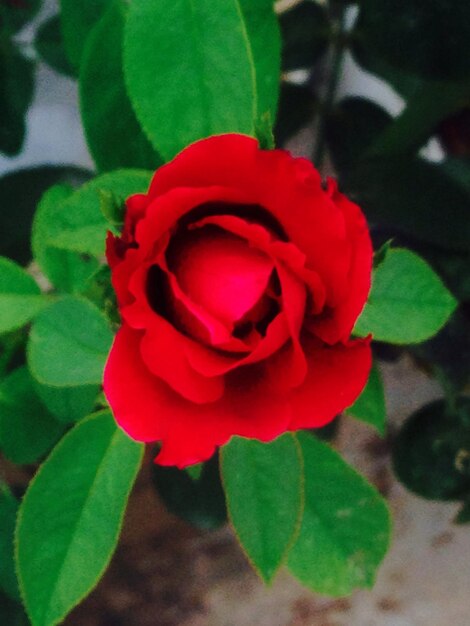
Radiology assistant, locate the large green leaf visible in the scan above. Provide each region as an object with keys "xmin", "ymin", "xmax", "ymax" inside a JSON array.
[
  {"xmin": 59, "ymin": 0, "xmax": 108, "ymax": 71},
  {"xmin": 27, "ymin": 297, "xmax": 114, "ymax": 387},
  {"xmin": 0, "ymin": 166, "xmax": 90, "ymax": 265},
  {"xmin": 344, "ymin": 158, "xmax": 470, "ymax": 253},
  {"xmin": 393, "ymin": 398, "xmax": 470, "ymax": 501},
  {"xmin": 32, "ymin": 170, "xmax": 151, "ymax": 291},
  {"xmin": 221, "ymin": 434, "xmax": 303, "ymax": 583},
  {"xmin": 354, "ymin": 248, "xmax": 457, "ymax": 344},
  {"xmin": 0, "ymin": 256, "xmax": 50, "ymax": 334},
  {"xmin": 239, "ymin": 0, "xmax": 281, "ymax": 121},
  {"xmin": 346, "ymin": 362, "xmax": 386, "ymax": 435},
  {"xmin": 80, "ymin": 0, "xmax": 161, "ymax": 172},
  {"xmin": 16, "ymin": 411, "xmax": 143, "ymax": 626},
  {"xmin": 124, "ymin": 0, "xmax": 279, "ymax": 160},
  {"xmin": 288, "ymin": 433, "xmax": 391, "ymax": 596},
  {"xmin": 355, "ymin": 0, "xmax": 470, "ymax": 82},
  {"xmin": 0, "ymin": 0, "xmax": 40, "ymax": 35},
  {"xmin": 0, "ymin": 367, "xmax": 65, "ymax": 464},
  {"xmin": 35, "ymin": 15, "xmax": 74, "ymax": 77},
  {"xmin": 33, "ymin": 382, "xmax": 99, "ymax": 424},
  {"xmin": 325, "ymin": 98, "xmax": 392, "ymax": 172},
  {"xmin": 0, "ymin": 43, "xmax": 34, "ymax": 156},
  {"xmin": 0, "ymin": 485, "xmax": 19, "ymax": 600},
  {"xmin": 366, "ymin": 81, "xmax": 470, "ymax": 158}
]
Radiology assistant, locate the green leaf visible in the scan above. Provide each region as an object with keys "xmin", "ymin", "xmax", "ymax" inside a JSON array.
[
  {"xmin": 99, "ymin": 190, "xmax": 124, "ymax": 230},
  {"xmin": 80, "ymin": 0, "xmax": 161, "ymax": 172},
  {"xmin": 366, "ymin": 81, "xmax": 470, "ymax": 158},
  {"xmin": 35, "ymin": 15, "xmax": 74, "ymax": 77},
  {"xmin": 33, "ymin": 381, "xmax": 99, "ymax": 424},
  {"xmin": 0, "ymin": 256, "xmax": 50, "ymax": 334},
  {"xmin": 354, "ymin": 248, "xmax": 457, "ymax": 344},
  {"xmin": 239, "ymin": 0, "xmax": 281, "ymax": 123},
  {"xmin": 408, "ymin": 307, "xmax": 470, "ymax": 395},
  {"xmin": 393, "ymin": 398, "xmax": 470, "ymax": 501},
  {"xmin": 325, "ymin": 98, "xmax": 392, "ymax": 172},
  {"xmin": 124, "ymin": 0, "xmax": 278, "ymax": 160},
  {"xmin": 31, "ymin": 184, "xmax": 97, "ymax": 293},
  {"xmin": 0, "ymin": 0, "xmax": 40, "ymax": 35},
  {"xmin": 346, "ymin": 362, "xmax": 386, "ymax": 435},
  {"xmin": 355, "ymin": 0, "xmax": 470, "ymax": 82},
  {"xmin": 274, "ymin": 82, "xmax": 316, "ymax": 147},
  {"xmin": 343, "ymin": 158, "xmax": 470, "ymax": 253},
  {"xmin": 16, "ymin": 411, "xmax": 143, "ymax": 626},
  {"xmin": 32, "ymin": 170, "xmax": 151, "ymax": 291},
  {"xmin": 0, "ymin": 367, "xmax": 65, "ymax": 464},
  {"xmin": 59, "ymin": 0, "xmax": 108, "ymax": 71},
  {"xmin": 28, "ymin": 296, "xmax": 114, "ymax": 387},
  {"xmin": 0, "ymin": 592, "xmax": 29, "ymax": 626},
  {"xmin": 0, "ymin": 166, "xmax": 90, "ymax": 265},
  {"xmin": 152, "ymin": 454, "xmax": 227, "ymax": 530},
  {"xmin": 0, "ymin": 43, "xmax": 34, "ymax": 156},
  {"xmin": 0, "ymin": 485, "xmax": 20, "ymax": 600},
  {"xmin": 288, "ymin": 432, "xmax": 391, "ymax": 596},
  {"xmin": 221, "ymin": 434, "xmax": 303, "ymax": 583},
  {"xmin": 279, "ymin": 0, "xmax": 329, "ymax": 71}
]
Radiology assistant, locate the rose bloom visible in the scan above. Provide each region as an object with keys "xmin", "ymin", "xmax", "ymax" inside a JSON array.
[{"xmin": 104, "ymin": 134, "xmax": 372, "ymax": 467}]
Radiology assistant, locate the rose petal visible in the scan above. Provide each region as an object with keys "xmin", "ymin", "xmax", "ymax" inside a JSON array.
[
  {"xmin": 169, "ymin": 226, "xmax": 274, "ymax": 326},
  {"xmin": 308, "ymin": 179, "xmax": 373, "ymax": 343},
  {"xmin": 288, "ymin": 335, "xmax": 372, "ymax": 430},
  {"xmin": 104, "ymin": 325, "xmax": 292, "ymax": 467}
]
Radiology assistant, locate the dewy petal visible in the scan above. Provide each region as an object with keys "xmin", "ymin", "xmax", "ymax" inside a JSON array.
[
  {"xmin": 103, "ymin": 325, "xmax": 292, "ymax": 468},
  {"xmin": 288, "ymin": 334, "xmax": 372, "ymax": 430}
]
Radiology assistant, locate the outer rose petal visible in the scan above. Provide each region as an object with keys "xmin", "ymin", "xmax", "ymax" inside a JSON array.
[
  {"xmin": 288, "ymin": 334, "xmax": 372, "ymax": 430},
  {"xmin": 104, "ymin": 325, "xmax": 292, "ymax": 467},
  {"xmin": 308, "ymin": 179, "xmax": 373, "ymax": 344}
]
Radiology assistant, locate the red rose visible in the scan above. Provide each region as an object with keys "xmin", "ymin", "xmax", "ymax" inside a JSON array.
[{"xmin": 104, "ymin": 134, "xmax": 372, "ymax": 467}]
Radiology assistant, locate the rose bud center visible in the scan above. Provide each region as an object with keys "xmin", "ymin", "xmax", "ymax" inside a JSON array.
[{"xmin": 163, "ymin": 224, "xmax": 280, "ymax": 349}]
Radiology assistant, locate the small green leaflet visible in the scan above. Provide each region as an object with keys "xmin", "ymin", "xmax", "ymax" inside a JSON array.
[
  {"xmin": 32, "ymin": 170, "xmax": 151, "ymax": 292},
  {"xmin": 354, "ymin": 248, "xmax": 457, "ymax": 344},
  {"xmin": 346, "ymin": 362, "xmax": 386, "ymax": 435},
  {"xmin": 16, "ymin": 411, "xmax": 143, "ymax": 626},
  {"xmin": 221, "ymin": 434, "xmax": 303, "ymax": 583},
  {"xmin": 0, "ymin": 257, "xmax": 50, "ymax": 334}
]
